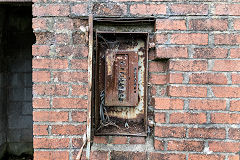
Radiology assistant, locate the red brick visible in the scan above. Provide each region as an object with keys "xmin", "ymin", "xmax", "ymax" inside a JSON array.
[
  {"xmin": 212, "ymin": 87, "xmax": 240, "ymax": 98},
  {"xmin": 149, "ymin": 74, "xmax": 167, "ymax": 85},
  {"xmin": 130, "ymin": 4, "xmax": 166, "ymax": 15},
  {"xmin": 93, "ymin": 136, "xmax": 108, "ymax": 144},
  {"xmin": 53, "ymin": 18, "xmax": 73, "ymax": 30},
  {"xmin": 168, "ymin": 140, "xmax": 204, "ymax": 151},
  {"xmin": 149, "ymin": 153, "xmax": 186, "ymax": 160},
  {"xmin": 230, "ymin": 48, "xmax": 240, "ymax": 58},
  {"xmin": 188, "ymin": 128, "xmax": 226, "ymax": 139},
  {"xmin": 71, "ymin": 111, "xmax": 87, "ymax": 122},
  {"xmin": 110, "ymin": 151, "xmax": 146, "ymax": 160},
  {"xmin": 53, "ymin": 98, "xmax": 87, "ymax": 109},
  {"xmin": 156, "ymin": 47, "xmax": 188, "ymax": 58},
  {"xmin": 215, "ymin": 4, "xmax": 240, "ymax": 15},
  {"xmin": 72, "ymin": 31, "xmax": 88, "ymax": 45},
  {"xmin": 33, "ymin": 125, "xmax": 48, "ymax": 136},
  {"xmin": 229, "ymin": 155, "xmax": 240, "ymax": 160},
  {"xmin": 170, "ymin": 112, "xmax": 207, "ymax": 124},
  {"xmin": 32, "ymin": 45, "xmax": 50, "ymax": 56},
  {"xmin": 168, "ymin": 73, "xmax": 184, "ymax": 84},
  {"xmin": 71, "ymin": 59, "xmax": 88, "ymax": 70},
  {"xmin": 93, "ymin": 3, "xmax": 127, "ymax": 16},
  {"xmin": 188, "ymin": 154, "xmax": 225, "ymax": 160},
  {"xmin": 34, "ymin": 138, "xmax": 69, "ymax": 149},
  {"xmin": 230, "ymin": 100, "xmax": 240, "ymax": 111},
  {"xmin": 33, "ymin": 71, "xmax": 50, "ymax": 82},
  {"xmin": 91, "ymin": 151, "xmax": 109, "ymax": 160},
  {"xmin": 213, "ymin": 60, "xmax": 240, "ymax": 71},
  {"xmin": 112, "ymin": 136, "xmax": 128, "ymax": 144},
  {"xmin": 229, "ymin": 128, "xmax": 240, "ymax": 140},
  {"xmin": 33, "ymin": 84, "xmax": 68, "ymax": 96},
  {"xmin": 154, "ymin": 34, "xmax": 168, "ymax": 44},
  {"xmin": 33, "ymin": 111, "xmax": 68, "ymax": 122},
  {"xmin": 33, "ymin": 98, "xmax": 50, "ymax": 108},
  {"xmin": 149, "ymin": 61, "xmax": 167, "ymax": 72},
  {"xmin": 53, "ymin": 71, "xmax": 87, "ymax": 83},
  {"xmin": 209, "ymin": 141, "xmax": 240, "ymax": 153},
  {"xmin": 233, "ymin": 19, "xmax": 240, "ymax": 30},
  {"xmin": 193, "ymin": 48, "xmax": 228, "ymax": 58},
  {"xmin": 189, "ymin": 73, "xmax": 227, "ymax": 84},
  {"xmin": 168, "ymin": 86, "xmax": 207, "ymax": 98},
  {"xmin": 171, "ymin": 33, "xmax": 208, "ymax": 45},
  {"xmin": 154, "ymin": 112, "xmax": 166, "ymax": 123},
  {"xmin": 72, "ymin": 138, "xmax": 83, "ymax": 148},
  {"xmin": 189, "ymin": 99, "xmax": 226, "ymax": 111},
  {"xmin": 35, "ymin": 32, "xmax": 54, "ymax": 45},
  {"xmin": 189, "ymin": 19, "xmax": 228, "ymax": 31},
  {"xmin": 154, "ymin": 139, "xmax": 164, "ymax": 150},
  {"xmin": 34, "ymin": 151, "xmax": 69, "ymax": 160},
  {"xmin": 155, "ymin": 126, "xmax": 186, "ymax": 138},
  {"xmin": 32, "ymin": 58, "xmax": 68, "ymax": 69},
  {"xmin": 169, "ymin": 60, "xmax": 208, "ymax": 71},
  {"xmin": 170, "ymin": 4, "xmax": 208, "ymax": 15},
  {"xmin": 214, "ymin": 34, "xmax": 240, "ymax": 45},
  {"xmin": 32, "ymin": 18, "xmax": 49, "ymax": 31},
  {"xmin": 52, "ymin": 124, "xmax": 86, "ymax": 135},
  {"xmin": 129, "ymin": 137, "xmax": 145, "ymax": 144},
  {"xmin": 71, "ymin": 4, "xmax": 88, "ymax": 16},
  {"xmin": 154, "ymin": 98, "xmax": 184, "ymax": 110},
  {"xmin": 33, "ymin": 4, "xmax": 70, "ymax": 16},
  {"xmin": 156, "ymin": 19, "xmax": 186, "ymax": 30},
  {"xmin": 72, "ymin": 84, "xmax": 87, "ymax": 96},
  {"xmin": 56, "ymin": 45, "xmax": 88, "ymax": 57},
  {"xmin": 55, "ymin": 33, "xmax": 71, "ymax": 45},
  {"xmin": 232, "ymin": 74, "xmax": 240, "ymax": 84},
  {"xmin": 211, "ymin": 113, "xmax": 240, "ymax": 124}
]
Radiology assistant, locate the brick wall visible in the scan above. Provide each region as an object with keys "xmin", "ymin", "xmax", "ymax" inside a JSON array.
[{"xmin": 32, "ymin": 1, "xmax": 240, "ymax": 160}]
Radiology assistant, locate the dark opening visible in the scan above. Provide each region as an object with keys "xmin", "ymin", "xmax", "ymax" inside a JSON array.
[{"xmin": 0, "ymin": 3, "xmax": 35, "ymax": 159}]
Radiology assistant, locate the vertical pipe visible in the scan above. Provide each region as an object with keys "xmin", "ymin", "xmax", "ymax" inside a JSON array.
[{"xmin": 86, "ymin": 14, "xmax": 93, "ymax": 160}]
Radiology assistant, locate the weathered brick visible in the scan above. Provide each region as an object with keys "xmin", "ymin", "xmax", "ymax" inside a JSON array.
[
  {"xmin": 56, "ymin": 45, "xmax": 88, "ymax": 57},
  {"xmin": 193, "ymin": 48, "xmax": 228, "ymax": 58},
  {"xmin": 129, "ymin": 137, "xmax": 145, "ymax": 144},
  {"xmin": 52, "ymin": 124, "xmax": 86, "ymax": 135},
  {"xmin": 33, "ymin": 84, "xmax": 69, "ymax": 96},
  {"xmin": 149, "ymin": 74, "xmax": 167, "ymax": 85},
  {"xmin": 130, "ymin": 4, "xmax": 166, "ymax": 15},
  {"xmin": 170, "ymin": 112, "xmax": 207, "ymax": 124},
  {"xmin": 189, "ymin": 73, "xmax": 227, "ymax": 84},
  {"xmin": 93, "ymin": 3, "xmax": 127, "ymax": 16},
  {"xmin": 155, "ymin": 126, "xmax": 186, "ymax": 138},
  {"xmin": 169, "ymin": 60, "xmax": 208, "ymax": 71},
  {"xmin": 55, "ymin": 33, "xmax": 71, "ymax": 45},
  {"xmin": 33, "ymin": 98, "xmax": 50, "ymax": 109},
  {"xmin": 33, "ymin": 71, "xmax": 51, "ymax": 82},
  {"xmin": 34, "ymin": 138, "xmax": 69, "ymax": 149},
  {"xmin": 230, "ymin": 100, "xmax": 240, "ymax": 111},
  {"xmin": 189, "ymin": 99, "xmax": 226, "ymax": 111},
  {"xmin": 33, "ymin": 58, "xmax": 68, "ymax": 69},
  {"xmin": 154, "ymin": 139, "xmax": 164, "ymax": 150},
  {"xmin": 188, "ymin": 154, "xmax": 225, "ymax": 160},
  {"xmin": 53, "ymin": 18, "xmax": 73, "ymax": 30},
  {"xmin": 72, "ymin": 31, "xmax": 88, "ymax": 45},
  {"xmin": 35, "ymin": 32, "xmax": 54, "ymax": 45},
  {"xmin": 149, "ymin": 153, "xmax": 186, "ymax": 160},
  {"xmin": 211, "ymin": 113, "xmax": 240, "ymax": 124},
  {"xmin": 209, "ymin": 141, "xmax": 240, "ymax": 153},
  {"xmin": 229, "ymin": 128, "xmax": 240, "ymax": 140},
  {"xmin": 228, "ymin": 155, "xmax": 240, "ymax": 160},
  {"xmin": 156, "ymin": 47, "xmax": 188, "ymax": 58},
  {"xmin": 214, "ymin": 34, "xmax": 240, "ymax": 45},
  {"xmin": 112, "ymin": 136, "xmax": 128, "ymax": 144},
  {"xmin": 188, "ymin": 128, "xmax": 226, "ymax": 139},
  {"xmin": 72, "ymin": 138, "xmax": 83, "ymax": 148},
  {"xmin": 212, "ymin": 87, "xmax": 240, "ymax": 98},
  {"xmin": 53, "ymin": 71, "xmax": 88, "ymax": 83},
  {"xmin": 170, "ymin": 4, "xmax": 208, "ymax": 15},
  {"xmin": 32, "ymin": 18, "xmax": 50, "ymax": 31},
  {"xmin": 71, "ymin": 59, "xmax": 88, "ymax": 70},
  {"xmin": 168, "ymin": 86, "xmax": 207, "ymax": 98},
  {"xmin": 149, "ymin": 61, "xmax": 167, "ymax": 72},
  {"xmin": 93, "ymin": 136, "xmax": 108, "ymax": 144},
  {"xmin": 215, "ymin": 4, "xmax": 240, "ymax": 15},
  {"xmin": 71, "ymin": 84, "xmax": 88, "ymax": 96},
  {"xmin": 53, "ymin": 98, "xmax": 87, "ymax": 109},
  {"xmin": 71, "ymin": 4, "xmax": 88, "ymax": 16},
  {"xmin": 154, "ymin": 34, "xmax": 168, "ymax": 44},
  {"xmin": 189, "ymin": 19, "xmax": 228, "ymax": 31},
  {"xmin": 171, "ymin": 33, "xmax": 208, "ymax": 45},
  {"xmin": 34, "ymin": 151, "xmax": 69, "ymax": 160},
  {"xmin": 156, "ymin": 19, "xmax": 186, "ymax": 30},
  {"xmin": 71, "ymin": 111, "xmax": 87, "ymax": 122},
  {"xmin": 33, "ymin": 111, "xmax": 68, "ymax": 122},
  {"xmin": 154, "ymin": 98, "xmax": 184, "ymax": 110},
  {"xmin": 110, "ymin": 151, "xmax": 147, "ymax": 160},
  {"xmin": 33, "ymin": 4, "xmax": 70, "ymax": 17},
  {"xmin": 168, "ymin": 140, "xmax": 204, "ymax": 151},
  {"xmin": 33, "ymin": 125, "xmax": 48, "ymax": 136},
  {"xmin": 32, "ymin": 45, "xmax": 50, "ymax": 56}
]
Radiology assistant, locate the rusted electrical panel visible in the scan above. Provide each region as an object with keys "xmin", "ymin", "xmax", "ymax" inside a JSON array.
[{"xmin": 93, "ymin": 18, "xmax": 154, "ymax": 136}]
